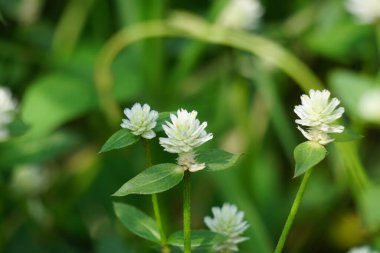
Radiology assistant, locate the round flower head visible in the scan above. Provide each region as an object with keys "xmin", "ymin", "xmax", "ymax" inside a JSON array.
[
  {"xmin": 0, "ymin": 87, "xmax": 17, "ymax": 141},
  {"xmin": 347, "ymin": 246, "xmax": 380, "ymax": 253},
  {"xmin": 121, "ymin": 103, "xmax": 158, "ymax": 139},
  {"xmin": 218, "ymin": 0, "xmax": 264, "ymax": 30},
  {"xmin": 204, "ymin": 203, "xmax": 249, "ymax": 252},
  {"xmin": 346, "ymin": 0, "xmax": 380, "ymax": 24},
  {"xmin": 294, "ymin": 89, "xmax": 344, "ymax": 145},
  {"xmin": 159, "ymin": 109, "xmax": 213, "ymax": 172}
]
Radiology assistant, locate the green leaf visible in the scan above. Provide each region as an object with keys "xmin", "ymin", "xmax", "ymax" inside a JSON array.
[
  {"xmin": 358, "ymin": 186, "xmax": 380, "ymax": 232},
  {"xmin": 330, "ymin": 128, "xmax": 363, "ymax": 142},
  {"xmin": 197, "ymin": 149, "xmax": 241, "ymax": 171},
  {"xmin": 7, "ymin": 115, "xmax": 30, "ymax": 137},
  {"xmin": 21, "ymin": 73, "xmax": 98, "ymax": 138},
  {"xmin": 168, "ymin": 230, "xmax": 225, "ymax": 249},
  {"xmin": 100, "ymin": 129, "xmax": 139, "ymax": 153},
  {"xmin": 154, "ymin": 112, "xmax": 172, "ymax": 132},
  {"xmin": 113, "ymin": 202, "xmax": 160, "ymax": 243},
  {"xmin": 0, "ymin": 131, "xmax": 81, "ymax": 169},
  {"xmin": 113, "ymin": 163, "xmax": 184, "ymax": 196},
  {"xmin": 294, "ymin": 141, "xmax": 327, "ymax": 177}
]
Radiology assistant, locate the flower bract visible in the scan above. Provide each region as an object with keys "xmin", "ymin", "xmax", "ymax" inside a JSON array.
[
  {"xmin": 294, "ymin": 89, "xmax": 344, "ymax": 145},
  {"xmin": 121, "ymin": 103, "xmax": 158, "ymax": 139},
  {"xmin": 159, "ymin": 109, "xmax": 213, "ymax": 172},
  {"xmin": 204, "ymin": 203, "xmax": 249, "ymax": 252}
]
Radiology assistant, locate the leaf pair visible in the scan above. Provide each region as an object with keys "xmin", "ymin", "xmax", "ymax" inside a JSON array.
[
  {"xmin": 114, "ymin": 203, "xmax": 225, "ymax": 248},
  {"xmin": 113, "ymin": 149, "xmax": 241, "ymax": 196}
]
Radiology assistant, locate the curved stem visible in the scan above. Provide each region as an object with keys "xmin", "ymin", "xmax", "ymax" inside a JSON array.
[
  {"xmin": 142, "ymin": 139, "xmax": 169, "ymax": 252},
  {"xmin": 274, "ymin": 169, "xmax": 312, "ymax": 253},
  {"xmin": 183, "ymin": 170, "xmax": 191, "ymax": 253},
  {"xmin": 94, "ymin": 12, "xmax": 323, "ymax": 127}
]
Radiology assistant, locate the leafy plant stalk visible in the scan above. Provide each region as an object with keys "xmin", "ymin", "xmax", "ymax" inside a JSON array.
[
  {"xmin": 142, "ymin": 139, "xmax": 169, "ymax": 253},
  {"xmin": 274, "ymin": 169, "xmax": 312, "ymax": 253},
  {"xmin": 183, "ymin": 170, "xmax": 191, "ymax": 253}
]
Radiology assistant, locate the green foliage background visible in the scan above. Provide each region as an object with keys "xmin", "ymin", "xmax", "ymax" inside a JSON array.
[{"xmin": 1, "ymin": 0, "xmax": 380, "ymax": 252}]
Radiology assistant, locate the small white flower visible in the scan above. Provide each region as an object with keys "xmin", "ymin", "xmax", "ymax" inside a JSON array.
[
  {"xmin": 204, "ymin": 203, "xmax": 249, "ymax": 252},
  {"xmin": 294, "ymin": 89, "xmax": 345, "ymax": 145},
  {"xmin": 121, "ymin": 103, "xmax": 158, "ymax": 139},
  {"xmin": 347, "ymin": 245, "xmax": 380, "ymax": 253},
  {"xmin": 0, "ymin": 86, "xmax": 17, "ymax": 141},
  {"xmin": 358, "ymin": 89, "xmax": 380, "ymax": 123},
  {"xmin": 346, "ymin": 0, "xmax": 380, "ymax": 24},
  {"xmin": 218, "ymin": 0, "xmax": 264, "ymax": 30},
  {"xmin": 159, "ymin": 109, "xmax": 213, "ymax": 172}
]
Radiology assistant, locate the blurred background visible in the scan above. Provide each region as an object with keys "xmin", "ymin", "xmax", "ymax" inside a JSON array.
[{"xmin": 1, "ymin": 0, "xmax": 380, "ymax": 252}]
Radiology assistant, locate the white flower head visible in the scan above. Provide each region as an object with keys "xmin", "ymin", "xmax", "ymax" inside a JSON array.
[
  {"xmin": 294, "ymin": 89, "xmax": 345, "ymax": 145},
  {"xmin": 159, "ymin": 109, "xmax": 213, "ymax": 172},
  {"xmin": 0, "ymin": 87, "xmax": 17, "ymax": 141},
  {"xmin": 204, "ymin": 203, "xmax": 249, "ymax": 252},
  {"xmin": 347, "ymin": 245, "xmax": 380, "ymax": 253},
  {"xmin": 346, "ymin": 0, "xmax": 380, "ymax": 24},
  {"xmin": 358, "ymin": 89, "xmax": 380, "ymax": 123},
  {"xmin": 218, "ymin": 0, "xmax": 264, "ymax": 30},
  {"xmin": 121, "ymin": 103, "xmax": 158, "ymax": 139}
]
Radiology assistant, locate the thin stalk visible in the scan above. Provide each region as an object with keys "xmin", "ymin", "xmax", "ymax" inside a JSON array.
[
  {"xmin": 142, "ymin": 139, "xmax": 169, "ymax": 253},
  {"xmin": 183, "ymin": 170, "xmax": 191, "ymax": 253},
  {"xmin": 274, "ymin": 170, "xmax": 312, "ymax": 253}
]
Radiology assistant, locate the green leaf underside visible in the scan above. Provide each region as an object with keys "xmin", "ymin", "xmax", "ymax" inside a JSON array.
[
  {"xmin": 113, "ymin": 163, "xmax": 184, "ymax": 196},
  {"xmin": 168, "ymin": 230, "xmax": 225, "ymax": 249},
  {"xmin": 294, "ymin": 141, "xmax": 327, "ymax": 177},
  {"xmin": 330, "ymin": 129, "xmax": 362, "ymax": 142},
  {"xmin": 197, "ymin": 149, "xmax": 241, "ymax": 171},
  {"xmin": 154, "ymin": 112, "xmax": 172, "ymax": 132},
  {"xmin": 100, "ymin": 129, "xmax": 139, "ymax": 153},
  {"xmin": 113, "ymin": 202, "xmax": 160, "ymax": 243}
]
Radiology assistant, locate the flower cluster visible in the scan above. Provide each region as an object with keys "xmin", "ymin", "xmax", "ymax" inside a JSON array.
[
  {"xmin": 121, "ymin": 103, "xmax": 158, "ymax": 139},
  {"xmin": 294, "ymin": 89, "xmax": 345, "ymax": 145},
  {"xmin": 346, "ymin": 0, "xmax": 380, "ymax": 24},
  {"xmin": 347, "ymin": 246, "xmax": 380, "ymax": 253},
  {"xmin": 0, "ymin": 87, "xmax": 17, "ymax": 141},
  {"xmin": 218, "ymin": 0, "xmax": 264, "ymax": 30},
  {"xmin": 160, "ymin": 109, "xmax": 213, "ymax": 172},
  {"xmin": 204, "ymin": 203, "xmax": 249, "ymax": 252}
]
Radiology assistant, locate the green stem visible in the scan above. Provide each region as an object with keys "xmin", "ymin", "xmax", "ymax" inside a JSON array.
[
  {"xmin": 375, "ymin": 21, "xmax": 380, "ymax": 70},
  {"xmin": 183, "ymin": 170, "xmax": 191, "ymax": 253},
  {"xmin": 274, "ymin": 169, "xmax": 312, "ymax": 253},
  {"xmin": 142, "ymin": 139, "xmax": 169, "ymax": 252}
]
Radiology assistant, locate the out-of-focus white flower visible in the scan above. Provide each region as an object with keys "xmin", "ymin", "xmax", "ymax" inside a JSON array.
[
  {"xmin": 218, "ymin": 0, "xmax": 264, "ymax": 30},
  {"xmin": 121, "ymin": 103, "xmax": 158, "ymax": 139},
  {"xmin": 358, "ymin": 89, "xmax": 380, "ymax": 123},
  {"xmin": 204, "ymin": 203, "xmax": 249, "ymax": 252},
  {"xmin": 11, "ymin": 165, "xmax": 49, "ymax": 196},
  {"xmin": 346, "ymin": 0, "xmax": 380, "ymax": 24},
  {"xmin": 0, "ymin": 87, "xmax": 17, "ymax": 141},
  {"xmin": 294, "ymin": 89, "xmax": 345, "ymax": 145},
  {"xmin": 159, "ymin": 109, "xmax": 213, "ymax": 172},
  {"xmin": 347, "ymin": 245, "xmax": 380, "ymax": 253}
]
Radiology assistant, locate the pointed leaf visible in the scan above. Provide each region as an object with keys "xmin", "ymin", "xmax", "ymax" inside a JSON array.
[
  {"xmin": 100, "ymin": 129, "xmax": 139, "ymax": 153},
  {"xmin": 168, "ymin": 230, "xmax": 226, "ymax": 249},
  {"xmin": 113, "ymin": 163, "xmax": 184, "ymax": 196},
  {"xmin": 294, "ymin": 141, "xmax": 326, "ymax": 177},
  {"xmin": 197, "ymin": 149, "xmax": 241, "ymax": 171},
  {"xmin": 154, "ymin": 112, "xmax": 173, "ymax": 132},
  {"xmin": 113, "ymin": 202, "xmax": 160, "ymax": 243}
]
